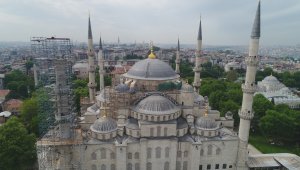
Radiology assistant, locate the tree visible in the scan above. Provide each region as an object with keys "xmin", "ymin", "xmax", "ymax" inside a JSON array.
[
  {"xmin": 20, "ymin": 98, "xmax": 39, "ymax": 135},
  {"xmin": 220, "ymin": 100, "xmax": 240, "ymax": 126},
  {"xmin": 226, "ymin": 70, "xmax": 238, "ymax": 81},
  {"xmin": 209, "ymin": 90, "xmax": 227, "ymax": 110},
  {"xmin": 0, "ymin": 117, "xmax": 37, "ymax": 170}
]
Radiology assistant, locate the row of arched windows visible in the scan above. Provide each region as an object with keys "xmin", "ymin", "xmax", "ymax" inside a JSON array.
[
  {"xmin": 200, "ymin": 145, "xmax": 221, "ymax": 156},
  {"xmin": 176, "ymin": 161, "xmax": 188, "ymax": 170},
  {"xmin": 145, "ymin": 162, "xmax": 170, "ymax": 170},
  {"xmin": 147, "ymin": 147, "xmax": 170, "ymax": 159},
  {"xmin": 91, "ymin": 149, "xmax": 115, "ymax": 160},
  {"xmin": 127, "ymin": 152, "xmax": 139, "ymax": 159},
  {"xmin": 150, "ymin": 126, "xmax": 168, "ymax": 136},
  {"xmin": 177, "ymin": 151, "xmax": 188, "ymax": 158},
  {"xmin": 127, "ymin": 163, "xmax": 140, "ymax": 170},
  {"xmin": 91, "ymin": 164, "xmax": 115, "ymax": 170}
]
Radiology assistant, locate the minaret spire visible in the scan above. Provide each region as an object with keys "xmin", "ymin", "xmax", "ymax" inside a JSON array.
[
  {"xmin": 193, "ymin": 17, "xmax": 202, "ymax": 92},
  {"xmin": 175, "ymin": 38, "xmax": 180, "ymax": 74},
  {"xmin": 98, "ymin": 36, "xmax": 105, "ymax": 91},
  {"xmin": 237, "ymin": 1, "xmax": 261, "ymax": 169},
  {"xmin": 87, "ymin": 15, "xmax": 96, "ymax": 103}
]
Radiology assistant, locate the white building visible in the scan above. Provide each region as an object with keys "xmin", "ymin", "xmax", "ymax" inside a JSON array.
[
  {"xmin": 256, "ymin": 75, "xmax": 300, "ymax": 109},
  {"xmin": 36, "ymin": 2, "xmax": 300, "ymax": 170}
]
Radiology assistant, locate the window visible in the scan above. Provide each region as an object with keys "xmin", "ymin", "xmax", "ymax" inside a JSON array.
[
  {"xmin": 164, "ymin": 127, "xmax": 168, "ymax": 136},
  {"xmin": 208, "ymin": 131, "xmax": 211, "ymax": 136},
  {"xmin": 147, "ymin": 148, "xmax": 152, "ymax": 158},
  {"xmin": 101, "ymin": 148, "xmax": 106, "ymax": 159},
  {"xmin": 91, "ymin": 164, "xmax": 97, "ymax": 170},
  {"xmin": 101, "ymin": 164, "xmax": 106, "ymax": 170},
  {"xmin": 134, "ymin": 152, "xmax": 139, "ymax": 159},
  {"xmin": 199, "ymin": 165, "xmax": 202, "ymax": 170},
  {"xmin": 207, "ymin": 145, "xmax": 212, "ymax": 155},
  {"xmin": 215, "ymin": 164, "xmax": 219, "ymax": 169},
  {"xmin": 200, "ymin": 149, "xmax": 204, "ymax": 156},
  {"xmin": 150, "ymin": 128, "xmax": 154, "ymax": 136},
  {"xmin": 165, "ymin": 147, "xmax": 170, "ymax": 158},
  {"xmin": 229, "ymin": 165, "xmax": 232, "ymax": 168},
  {"xmin": 157, "ymin": 126, "xmax": 161, "ymax": 136},
  {"xmin": 201, "ymin": 131, "xmax": 204, "ymax": 136},
  {"xmin": 151, "ymin": 116, "xmax": 154, "ymax": 121},
  {"xmin": 184, "ymin": 151, "xmax": 188, "ymax": 157},
  {"xmin": 128, "ymin": 153, "xmax": 132, "ymax": 159},
  {"xmin": 91, "ymin": 152, "xmax": 97, "ymax": 160},
  {"xmin": 176, "ymin": 161, "xmax": 181, "ymax": 170},
  {"xmin": 222, "ymin": 164, "xmax": 227, "ymax": 169},
  {"xmin": 183, "ymin": 161, "xmax": 188, "ymax": 170},
  {"xmin": 177, "ymin": 151, "xmax": 182, "ymax": 158},
  {"xmin": 164, "ymin": 162, "xmax": 170, "ymax": 170},
  {"xmin": 156, "ymin": 147, "xmax": 161, "ymax": 158},
  {"xmin": 127, "ymin": 163, "xmax": 132, "ymax": 170},
  {"xmin": 135, "ymin": 163, "xmax": 140, "ymax": 170},
  {"xmin": 146, "ymin": 162, "xmax": 152, "ymax": 170},
  {"xmin": 216, "ymin": 148, "xmax": 221, "ymax": 155},
  {"xmin": 110, "ymin": 152, "xmax": 115, "ymax": 159},
  {"xmin": 111, "ymin": 164, "xmax": 116, "ymax": 170},
  {"xmin": 207, "ymin": 164, "xmax": 211, "ymax": 170}
]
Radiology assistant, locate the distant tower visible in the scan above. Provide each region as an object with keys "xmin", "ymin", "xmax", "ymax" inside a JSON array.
[
  {"xmin": 98, "ymin": 36, "xmax": 105, "ymax": 90},
  {"xmin": 33, "ymin": 63, "xmax": 38, "ymax": 87},
  {"xmin": 193, "ymin": 18, "xmax": 202, "ymax": 92},
  {"xmin": 237, "ymin": 1, "xmax": 261, "ymax": 169},
  {"xmin": 87, "ymin": 15, "xmax": 96, "ymax": 102},
  {"xmin": 175, "ymin": 38, "xmax": 180, "ymax": 74},
  {"xmin": 54, "ymin": 59, "xmax": 73, "ymax": 139}
]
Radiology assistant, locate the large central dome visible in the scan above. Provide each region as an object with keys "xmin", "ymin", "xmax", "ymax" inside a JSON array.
[{"xmin": 123, "ymin": 58, "xmax": 179, "ymax": 80}]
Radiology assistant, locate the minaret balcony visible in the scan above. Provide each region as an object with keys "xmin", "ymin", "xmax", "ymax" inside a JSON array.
[
  {"xmin": 193, "ymin": 67, "xmax": 202, "ymax": 72},
  {"xmin": 238, "ymin": 109, "xmax": 254, "ymax": 120},
  {"xmin": 241, "ymin": 83, "xmax": 257, "ymax": 94},
  {"xmin": 193, "ymin": 81, "xmax": 201, "ymax": 87},
  {"xmin": 245, "ymin": 56, "xmax": 259, "ymax": 66},
  {"xmin": 87, "ymin": 51, "xmax": 95, "ymax": 56},
  {"xmin": 88, "ymin": 82, "xmax": 96, "ymax": 88}
]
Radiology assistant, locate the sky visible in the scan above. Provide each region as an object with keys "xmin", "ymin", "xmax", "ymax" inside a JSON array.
[{"xmin": 0, "ymin": 0, "xmax": 299, "ymax": 46}]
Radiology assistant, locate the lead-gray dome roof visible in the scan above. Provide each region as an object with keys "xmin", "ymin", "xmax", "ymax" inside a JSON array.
[
  {"xmin": 91, "ymin": 117, "xmax": 117, "ymax": 133},
  {"xmin": 123, "ymin": 58, "xmax": 179, "ymax": 80},
  {"xmin": 133, "ymin": 94, "xmax": 180, "ymax": 115},
  {"xmin": 181, "ymin": 83, "xmax": 194, "ymax": 92},
  {"xmin": 115, "ymin": 83, "xmax": 130, "ymax": 92},
  {"xmin": 195, "ymin": 116, "xmax": 218, "ymax": 129}
]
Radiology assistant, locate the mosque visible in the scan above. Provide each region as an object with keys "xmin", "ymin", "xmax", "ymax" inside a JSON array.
[{"xmin": 36, "ymin": 1, "xmax": 300, "ymax": 170}]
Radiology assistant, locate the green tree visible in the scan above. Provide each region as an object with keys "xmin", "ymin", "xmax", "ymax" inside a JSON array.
[
  {"xmin": 0, "ymin": 117, "xmax": 37, "ymax": 170},
  {"xmin": 226, "ymin": 70, "xmax": 238, "ymax": 81},
  {"xmin": 209, "ymin": 90, "xmax": 227, "ymax": 110},
  {"xmin": 20, "ymin": 98, "xmax": 39, "ymax": 135},
  {"xmin": 220, "ymin": 100, "xmax": 240, "ymax": 126}
]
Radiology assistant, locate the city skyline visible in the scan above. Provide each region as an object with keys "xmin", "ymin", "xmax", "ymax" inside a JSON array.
[{"xmin": 0, "ymin": 0, "xmax": 300, "ymax": 46}]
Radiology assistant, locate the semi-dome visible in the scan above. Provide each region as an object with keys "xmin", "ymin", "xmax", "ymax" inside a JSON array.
[
  {"xmin": 181, "ymin": 82, "xmax": 194, "ymax": 92},
  {"xmin": 91, "ymin": 117, "xmax": 117, "ymax": 133},
  {"xmin": 115, "ymin": 83, "xmax": 130, "ymax": 92},
  {"xmin": 195, "ymin": 116, "xmax": 218, "ymax": 129},
  {"xmin": 133, "ymin": 94, "xmax": 180, "ymax": 115},
  {"xmin": 123, "ymin": 58, "xmax": 179, "ymax": 80}
]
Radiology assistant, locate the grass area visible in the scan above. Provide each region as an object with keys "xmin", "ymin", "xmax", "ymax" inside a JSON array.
[{"xmin": 249, "ymin": 134, "xmax": 300, "ymax": 156}]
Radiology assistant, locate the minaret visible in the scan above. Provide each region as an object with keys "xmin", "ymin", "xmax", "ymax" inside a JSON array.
[
  {"xmin": 175, "ymin": 38, "xmax": 180, "ymax": 74},
  {"xmin": 237, "ymin": 1, "xmax": 260, "ymax": 169},
  {"xmin": 98, "ymin": 36, "xmax": 105, "ymax": 91},
  {"xmin": 87, "ymin": 15, "xmax": 96, "ymax": 102},
  {"xmin": 193, "ymin": 18, "xmax": 202, "ymax": 92}
]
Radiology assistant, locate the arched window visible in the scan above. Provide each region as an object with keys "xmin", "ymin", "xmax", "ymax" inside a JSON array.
[
  {"xmin": 165, "ymin": 147, "xmax": 170, "ymax": 158},
  {"xmin": 91, "ymin": 152, "xmax": 97, "ymax": 160},
  {"xmin": 101, "ymin": 148, "xmax": 106, "ymax": 159},
  {"xmin": 208, "ymin": 131, "xmax": 211, "ymax": 136},
  {"xmin": 207, "ymin": 145, "xmax": 212, "ymax": 155},
  {"xmin": 200, "ymin": 149, "xmax": 204, "ymax": 156},
  {"xmin": 176, "ymin": 161, "xmax": 181, "ymax": 170},
  {"xmin": 177, "ymin": 151, "xmax": 182, "ymax": 158},
  {"xmin": 183, "ymin": 161, "xmax": 188, "ymax": 170},
  {"xmin": 135, "ymin": 163, "xmax": 140, "ymax": 170},
  {"xmin": 155, "ymin": 147, "xmax": 161, "ymax": 158},
  {"xmin": 157, "ymin": 116, "xmax": 160, "ymax": 121},
  {"xmin": 150, "ymin": 128, "xmax": 154, "ymax": 136},
  {"xmin": 201, "ymin": 131, "xmax": 204, "ymax": 136},
  {"xmin": 111, "ymin": 164, "xmax": 116, "ymax": 170},
  {"xmin": 91, "ymin": 164, "xmax": 97, "ymax": 170},
  {"xmin": 101, "ymin": 164, "xmax": 106, "ymax": 170},
  {"xmin": 134, "ymin": 152, "xmax": 139, "ymax": 159},
  {"xmin": 184, "ymin": 151, "xmax": 188, "ymax": 157},
  {"xmin": 151, "ymin": 116, "xmax": 154, "ymax": 121},
  {"xmin": 147, "ymin": 148, "xmax": 152, "ymax": 158},
  {"xmin": 127, "ymin": 163, "xmax": 132, "ymax": 170},
  {"xmin": 110, "ymin": 152, "xmax": 115, "ymax": 159},
  {"xmin": 164, "ymin": 127, "xmax": 167, "ymax": 136},
  {"xmin": 164, "ymin": 162, "xmax": 170, "ymax": 170},
  {"xmin": 157, "ymin": 126, "xmax": 161, "ymax": 136},
  {"xmin": 216, "ymin": 148, "xmax": 221, "ymax": 155},
  {"xmin": 128, "ymin": 152, "xmax": 132, "ymax": 159},
  {"xmin": 146, "ymin": 162, "xmax": 152, "ymax": 170}
]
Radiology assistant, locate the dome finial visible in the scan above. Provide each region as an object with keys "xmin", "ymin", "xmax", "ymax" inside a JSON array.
[
  {"xmin": 204, "ymin": 103, "xmax": 209, "ymax": 117},
  {"xmin": 148, "ymin": 41, "xmax": 156, "ymax": 59}
]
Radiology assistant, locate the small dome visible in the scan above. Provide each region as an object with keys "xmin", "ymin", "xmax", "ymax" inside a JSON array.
[
  {"xmin": 195, "ymin": 116, "xmax": 218, "ymax": 129},
  {"xmin": 91, "ymin": 117, "xmax": 117, "ymax": 133},
  {"xmin": 115, "ymin": 83, "xmax": 130, "ymax": 92},
  {"xmin": 148, "ymin": 51, "xmax": 156, "ymax": 59},
  {"xmin": 123, "ymin": 58, "xmax": 179, "ymax": 80},
  {"xmin": 133, "ymin": 94, "xmax": 180, "ymax": 115},
  {"xmin": 181, "ymin": 82, "xmax": 194, "ymax": 92},
  {"xmin": 263, "ymin": 75, "xmax": 279, "ymax": 82}
]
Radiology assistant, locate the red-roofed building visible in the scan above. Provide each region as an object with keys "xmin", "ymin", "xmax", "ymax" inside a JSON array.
[{"xmin": 3, "ymin": 99, "xmax": 23, "ymax": 115}]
